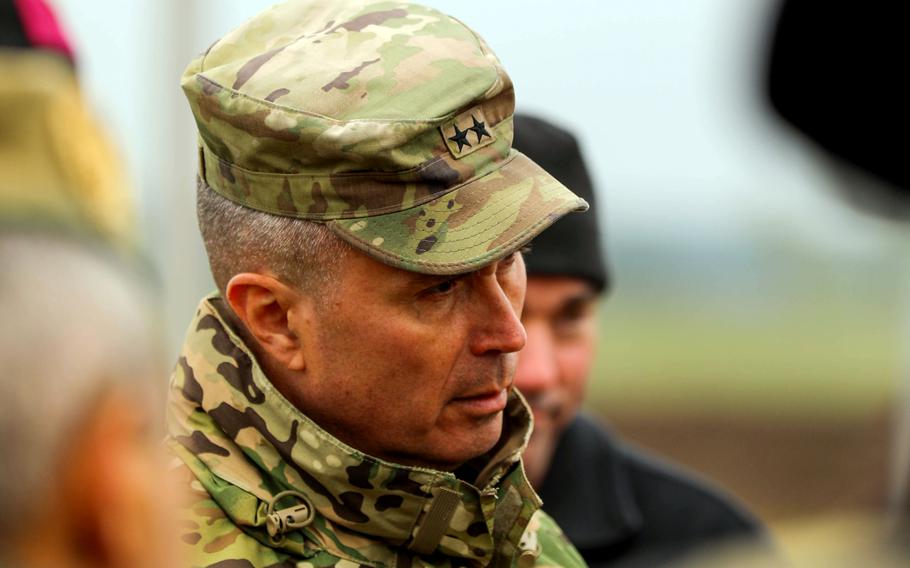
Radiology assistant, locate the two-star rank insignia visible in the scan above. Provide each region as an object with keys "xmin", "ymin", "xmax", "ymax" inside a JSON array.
[
  {"xmin": 448, "ymin": 124, "xmax": 473, "ymax": 152},
  {"xmin": 469, "ymin": 116, "xmax": 491, "ymax": 142},
  {"xmin": 440, "ymin": 108, "xmax": 497, "ymax": 159}
]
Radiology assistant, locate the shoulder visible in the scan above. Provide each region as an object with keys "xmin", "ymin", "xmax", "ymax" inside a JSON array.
[
  {"xmin": 528, "ymin": 509, "xmax": 588, "ymax": 568},
  {"xmin": 602, "ymin": 419, "xmax": 764, "ymax": 539},
  {"xmin": 552, "ymin": 414, "xmax": 764, "ymax": 538},
  {"xmin": 541, "ymin": 415, "xmax": 771, "ymax": 566}
]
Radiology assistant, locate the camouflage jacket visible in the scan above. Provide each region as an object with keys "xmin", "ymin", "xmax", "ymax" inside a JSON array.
[{"xmin": 167, "ymin": 293, "xmax": 586, "ymax": 568}]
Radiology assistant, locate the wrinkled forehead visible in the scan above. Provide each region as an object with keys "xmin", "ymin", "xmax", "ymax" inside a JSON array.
[{"xmin": 337, "ymin": 238, "xmax": 520, "ymax": 287}]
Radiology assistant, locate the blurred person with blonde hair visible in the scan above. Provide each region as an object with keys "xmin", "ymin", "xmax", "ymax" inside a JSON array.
[
  {"xmin": 0, "ymin": 235, "xmax": 172, "ymax": 568},
  {"xmin": 0, "ymin": 1, "xmax": 177, "ymax": 566}
]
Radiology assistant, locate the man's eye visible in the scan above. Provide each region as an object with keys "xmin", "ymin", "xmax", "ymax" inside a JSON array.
[
  {"xmin": 499, "ymin": 252, "xmax": 519, "ymax": 269},
  {"xmin": 561, "ymin": 306, "xmax": 586, "ymax": 323},
  {"xmin": 553, "ymin": 318, "xmax": 587, "ymax": 340},
  {"xmin": 425, "ymin": 279, "xmax": 458, "ymax": 296},
  {"xmin": 553, "ymin": 303, "xmax": 594, "ymax": 336}
]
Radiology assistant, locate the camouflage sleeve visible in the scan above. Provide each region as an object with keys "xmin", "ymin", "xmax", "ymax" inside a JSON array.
[{"xmin": 526, "ymin": 510, "xmax": 588, "ymax": 567}]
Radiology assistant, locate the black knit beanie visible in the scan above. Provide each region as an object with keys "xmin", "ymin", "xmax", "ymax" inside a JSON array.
[{"xmin": 512, "ymin": 113, "xmax": 609, "ymax": 292}]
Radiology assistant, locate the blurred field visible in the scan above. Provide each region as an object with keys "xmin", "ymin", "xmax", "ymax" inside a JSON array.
[{"xmin": 583, "ymin": 236, "xmax": 909, "ymax": 523}]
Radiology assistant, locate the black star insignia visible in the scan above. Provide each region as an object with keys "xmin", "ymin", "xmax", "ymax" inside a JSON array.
[
  {"xmin": 469, "ymin": 115, "xmax": 491, "ymax": 142},
  {"xmin": 448, "ymin": 124, "xmax": 472, "ymax": 152}
]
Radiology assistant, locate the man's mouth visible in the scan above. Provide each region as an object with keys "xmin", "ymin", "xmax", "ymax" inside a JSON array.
[
  {"xmin": 523, "ymin": 394, "xmax": 563, "ymax": 422},
  {"xmin": 450, "ymin": 388, "xmax": 509, "ymax": 416}
]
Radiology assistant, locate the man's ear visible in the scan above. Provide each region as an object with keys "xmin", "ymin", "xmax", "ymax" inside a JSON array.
[{"xmin": 225, "ymin": 273, "xmax": 306, "ymax": 371}]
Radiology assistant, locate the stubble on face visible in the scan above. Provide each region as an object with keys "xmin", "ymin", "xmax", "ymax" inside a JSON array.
[
  {"xmin": 282, "ymin": 250, "xmax": 528, "ymax": 471},
  {"xmin": 515, "ymin": 276, "xmax": 598, "ymax": 486}
]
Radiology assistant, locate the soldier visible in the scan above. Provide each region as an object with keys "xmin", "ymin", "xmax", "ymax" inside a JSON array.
[
  {"xmin": 511, "ymin": 114, "xmax": 769, "ymax": 567},
  {"xmin": 167, "ymin": 1, "xmax": 588, "ymax": 566}
]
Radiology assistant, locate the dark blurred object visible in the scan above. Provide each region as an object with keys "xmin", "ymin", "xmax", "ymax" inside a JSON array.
[
  {"xmin": 766, "ymin": 0, "xmax": 910, "ymax": 551},
  {"xmin": 0, "ymin": 0, "xmax": 74, "ymax": 61},
  {"xmin": 766, "ymin": 1, "xmax": 909, "ymax": 218},
  {"xmin": 0, "ymin": 0, "xmax": 28, "ymax": 48},
  {"xmin": 513, "ymin": 113, "xmax": 610, "ymax": 292}
]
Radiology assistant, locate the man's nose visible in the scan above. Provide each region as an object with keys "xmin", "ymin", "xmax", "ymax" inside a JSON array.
[
  {"xmin": 514, "ymin": 322, "xmax": 559, "ymax": 394},
  {"xmin": 468, "ymin": 276, "xmax": 527, "ymax": 356}
]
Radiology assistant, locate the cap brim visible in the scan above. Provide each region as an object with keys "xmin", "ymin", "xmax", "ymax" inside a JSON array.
[{"xmin": 328, "ymin": 151, "xmax": 589, "ymax": 275}]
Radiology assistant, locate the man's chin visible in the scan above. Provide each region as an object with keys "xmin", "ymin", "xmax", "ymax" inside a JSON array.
[
  {"xmin": 386, "ymin": 416, "xmax": 505, "ymax": 472},
  {"xmin": 530, "ymin": 405, "xmax": 559, "ymax": 431},
  {"xmin": 440, "ymin": 415, "xmax": 506, "ymax": 469}
]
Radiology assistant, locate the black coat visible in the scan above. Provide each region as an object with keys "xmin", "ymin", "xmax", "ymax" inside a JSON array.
[{"xmin": 537, "ymin": 414, "xmax": 770, "ymax": 567}]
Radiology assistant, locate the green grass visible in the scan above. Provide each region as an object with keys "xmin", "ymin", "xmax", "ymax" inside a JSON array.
[{"xmin": 586, "ymin": 294, "xmax": 903, "ymax": 421}]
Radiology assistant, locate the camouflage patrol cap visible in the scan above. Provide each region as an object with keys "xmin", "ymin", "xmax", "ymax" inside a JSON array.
[{"xmin": 182, "ymin": 0, "xmax": 587, "ymax": 275}]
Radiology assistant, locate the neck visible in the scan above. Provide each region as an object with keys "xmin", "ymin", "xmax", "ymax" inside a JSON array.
[{"xmin": 522, "ymin": 429, "xmax": 560, "ymax": 488}]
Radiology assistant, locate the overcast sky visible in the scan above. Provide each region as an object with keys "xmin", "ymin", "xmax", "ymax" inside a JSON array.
[{"xmin": 55, "ymin": 0, "xmax": 906, "ymax": 255}]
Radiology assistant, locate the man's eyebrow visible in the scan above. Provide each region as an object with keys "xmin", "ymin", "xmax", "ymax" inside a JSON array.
[
  {"xmin": 559, "ymin": 290, "xmax": 599, "ymax": 312},
  {"xmin": 404, "ymin": 251, "xmax": 520, "ymax": 288},
  {"xmin": 405, "ymin": 272, "xmax": 466, "ymax": 287}
]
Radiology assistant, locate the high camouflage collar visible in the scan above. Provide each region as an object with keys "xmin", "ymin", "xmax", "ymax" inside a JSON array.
[{"xmin": 167, "ymin": 293, "xmax": 542, "ymax": 566}]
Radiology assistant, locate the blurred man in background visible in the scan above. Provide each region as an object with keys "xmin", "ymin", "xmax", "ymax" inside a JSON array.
[
  {"xmin": 512, "ymin": 113, "xmax": 768, "ymax": 567},
  {"xmin": 0, "ymin": 1, "xmax": 176, "ymax": 566}
]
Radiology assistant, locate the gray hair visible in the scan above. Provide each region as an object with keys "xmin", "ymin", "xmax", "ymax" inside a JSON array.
[
  {"xmin": 196, "ymin": 178, "xmax": 349, "ymax": 295},
  {"xmin": 0, "ymin": 234, "xmax": 158, "ymax": 536}
]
